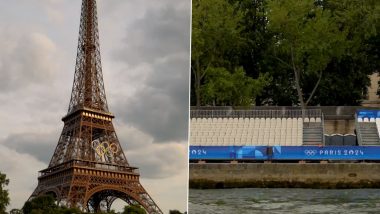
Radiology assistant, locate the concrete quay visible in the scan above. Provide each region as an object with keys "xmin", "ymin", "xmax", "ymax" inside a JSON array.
[{"xmin": 189, "ymin": 163, "xmax": 380, "ymax": 189}]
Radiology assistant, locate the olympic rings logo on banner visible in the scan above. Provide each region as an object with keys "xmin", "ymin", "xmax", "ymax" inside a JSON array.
[
  {"xmin": 91, "ymin": 140, "xmax": 119, "ymax": 158},
  {"xmin": 304, "ymin": 150, "xmax": 317, "ymax": 156}
]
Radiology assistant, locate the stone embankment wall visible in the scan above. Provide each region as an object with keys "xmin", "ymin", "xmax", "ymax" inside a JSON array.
[{"xmin": 189, "ymin": 163, "xmax": 380, "ymax": 189}]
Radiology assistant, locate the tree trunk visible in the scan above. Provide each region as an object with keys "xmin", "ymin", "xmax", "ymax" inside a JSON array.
[
  {"xmin": 195, "ymin": 75, "xmax": 201, "ymax": 107},
  {"xmin": 195, "ymin": 59, "xmax": 201, "ymax": 107},
  {"xmin": 305, "ymin": 70, "xmax": 323, "ymax": 106},
  {"xmin": 290, "ymin": 46, "xmax": 306, "ymax": 120},
  {"xmin": 290, "ymin": 46, "xmax": 305, "ymax": 108},
  {"xmin": 290, "ymin": 46, "xmax": 323, "ymax": 119}
]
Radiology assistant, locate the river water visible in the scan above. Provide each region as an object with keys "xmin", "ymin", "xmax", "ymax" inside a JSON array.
[{"xmin": 188, "ymin": 188, "xmax": 380, "ymax": 214}]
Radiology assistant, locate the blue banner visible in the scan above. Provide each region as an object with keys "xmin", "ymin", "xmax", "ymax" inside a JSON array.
[
  {"xmin": 189, "ymin": 146, "xmax": 268, "ymax": 160},
  {"xmin": 272, "ymin": 146, "xmax": 378, "ymax": 160},
  {"xmin": 190, "ymin": 146, "xmax": 380, "ymax": 160},
  {"xmin": 357, "ymin": 109, "xmax": 380, "ymax": 119}
]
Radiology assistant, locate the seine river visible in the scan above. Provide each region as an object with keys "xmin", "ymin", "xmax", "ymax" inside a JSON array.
[{"xmin": 189, "ymin": 188, "xmax": 380, "ymax": 214}]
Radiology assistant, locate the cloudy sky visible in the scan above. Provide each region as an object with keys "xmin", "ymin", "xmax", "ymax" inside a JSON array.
[{"xmin": 0, "ymin": 0, "xmax": 190, "ymax": 213}]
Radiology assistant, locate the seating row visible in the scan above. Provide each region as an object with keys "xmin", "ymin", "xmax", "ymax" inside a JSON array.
[
  {"xmin": 190, "ymin": 136, "xmax": 303, "ymax": 146},
  {"xmin": 191, "ymin": 117, "xmax": 321, "ymax": 123},
  {"xmin": 190, "ymin": 129, "xmax": 302, "ymax": 137},
  {"xmin": 190, "ymin": 117, "xmax": 306, "ymax": 146}
]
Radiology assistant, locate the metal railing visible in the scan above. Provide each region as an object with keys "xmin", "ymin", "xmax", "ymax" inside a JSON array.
[
  {"xmin": 354, "ymin": 113, "xmax": 363, "ymax": 145},
  {"xmin": 322, "ymin": 113, "xmax": 326, "ymax": 145},
  {"xmin": 190, "ymin": 109, "xmax": 322, "ymax": 119},
  {"xmin": 39, "ymin": 159, "xmax": 138, "ymax": 177}
]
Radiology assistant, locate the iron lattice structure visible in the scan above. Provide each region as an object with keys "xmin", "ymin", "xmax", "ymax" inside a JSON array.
[{"xmin": 31, "ymin": 0, "xmax": 162, "ymax": 213}]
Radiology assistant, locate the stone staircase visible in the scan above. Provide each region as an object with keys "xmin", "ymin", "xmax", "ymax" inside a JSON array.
[
  {"xmin": 303, "ymin": 122, "xmax": 323, "ymax": 145},
  {"xmin": 357, "ymin": 122, "xmax": 380, "ymax": 146}
]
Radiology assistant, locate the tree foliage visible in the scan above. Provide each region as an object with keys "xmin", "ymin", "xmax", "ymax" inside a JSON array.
[
  {"xmin": 202, "ymin": 67, "xmax": 270, "ymax": 106},
  {"xmin": 169, "ymin": 210, "xmax": 184, "ymax": 214},
  {"xmin": 21, "ymin": 196, "xmax": 185, "ymax": 214},
  {"xmin": 191, "ymin": 0, "xmax": 244, "ymax": 106},
  {"xmin": 191, "ymin": 0, "xmax": 380, "ymax": 107},
  {"xmin": 267, "ymin": 0, "xmax": 347, "ymax": 108},
  {"xmin": 314, "ymin": 0, "xmax": 380, "ymax": 105},
  {"xmin": 0, "ymin": 172, "xmax": 10, "ymax": 213},
  {"xmin": 122, "ymin": 204, "xmax": 146, "ymax": 214},
  {"xmin": 22, "ymin": 195, "xmax": 82, "ymax": 214}
]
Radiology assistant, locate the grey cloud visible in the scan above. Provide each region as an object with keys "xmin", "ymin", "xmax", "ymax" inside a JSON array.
[
  {"xmin": 0, "ymin": 31, "xmax": 58, "ymax": 92},
  {"xmin": 113, "ymin": 56, "xmax": 189, "ymax": 143},
  {"xmin": 116, "ymin": 125, "xmax": 153, "ymax": 151},
  {"xmin": 112, "ymin": 1, "xmax": 190, "ymax": 143},
  {"xmin": 1, "ymin": 132, "xmax": 58, "ymax": 164},
  {"xmin": 125, "ymin": 143, "xmax": 187, "ymax": 179},
  {"xmin": 0, "ymin": 145, "xmax": 46, "ymax": 210},
  {"xmin": 115, "ymin": 2, "xmax": 190, "ymax": 65}
]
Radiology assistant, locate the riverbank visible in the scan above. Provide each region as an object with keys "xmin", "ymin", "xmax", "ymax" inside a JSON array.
[{"xmin": 189, "ymin": 163, "xmax": 380, "ymax": 189}]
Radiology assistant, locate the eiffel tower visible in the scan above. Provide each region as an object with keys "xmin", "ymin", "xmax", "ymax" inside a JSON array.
[{"xmin": 31, "ymin": 0, "xmax": 162, "ymax": 213}]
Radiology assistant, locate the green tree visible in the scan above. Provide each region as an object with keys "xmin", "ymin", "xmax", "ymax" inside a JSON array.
[
  {"xmin": 202, "ymin": 67, "xmax": 270, "ymax": 106},
  {"xmin": 22, "ymin": 195, "xmax": 58, "ymax": 214},
  {"xmin": 57, "ymin": 206, "xmax": 82, "ymax": 214},
  {"xmin": 312, "ymin": 0, "xmax": 380, "ymax": 105},
  {"xmin": 191, "ymin": 0, "xmax": 243, "ymax": 106},
  {"xmin": 227, "ymin": 0, "xmax": 269, "ymax": 72},
  {"xmin": 191, "ymin": 0, "xmax": 379, "ymax": 106},
  {"xmin": 22, "ymin": 195, "xmax": 83, "ymax": 214},
  {"xmin": 122, "ymin": 204, "xmax": 146, "ymax": 214},
  {"xmin": 0, "ymin": 172, "xmax": 10, "ymax": 213},
  {"xmin": 228, "ymin": 0, "xmax": 276, "ymax": 105},
  {"xmin": 169, "ymin": 210, "xmax": 183, "ymax": 214},
  {"xmin": 263, "ymin": 0, "xmax": 380, "ymax": 106},
  {"xmin": 267, "ymin": 0, "xmax": 347, "ymax": 108}
]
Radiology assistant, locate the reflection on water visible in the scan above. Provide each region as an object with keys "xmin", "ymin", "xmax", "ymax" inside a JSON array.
[{"xmin": 189, "ymin": 188, "xmax": 380, "ymax": 214}]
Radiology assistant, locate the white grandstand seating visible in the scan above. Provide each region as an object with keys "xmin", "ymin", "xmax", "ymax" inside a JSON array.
[{"xmin": 189, "ymin": 117, "xmax": 322, "ymax": 146}]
